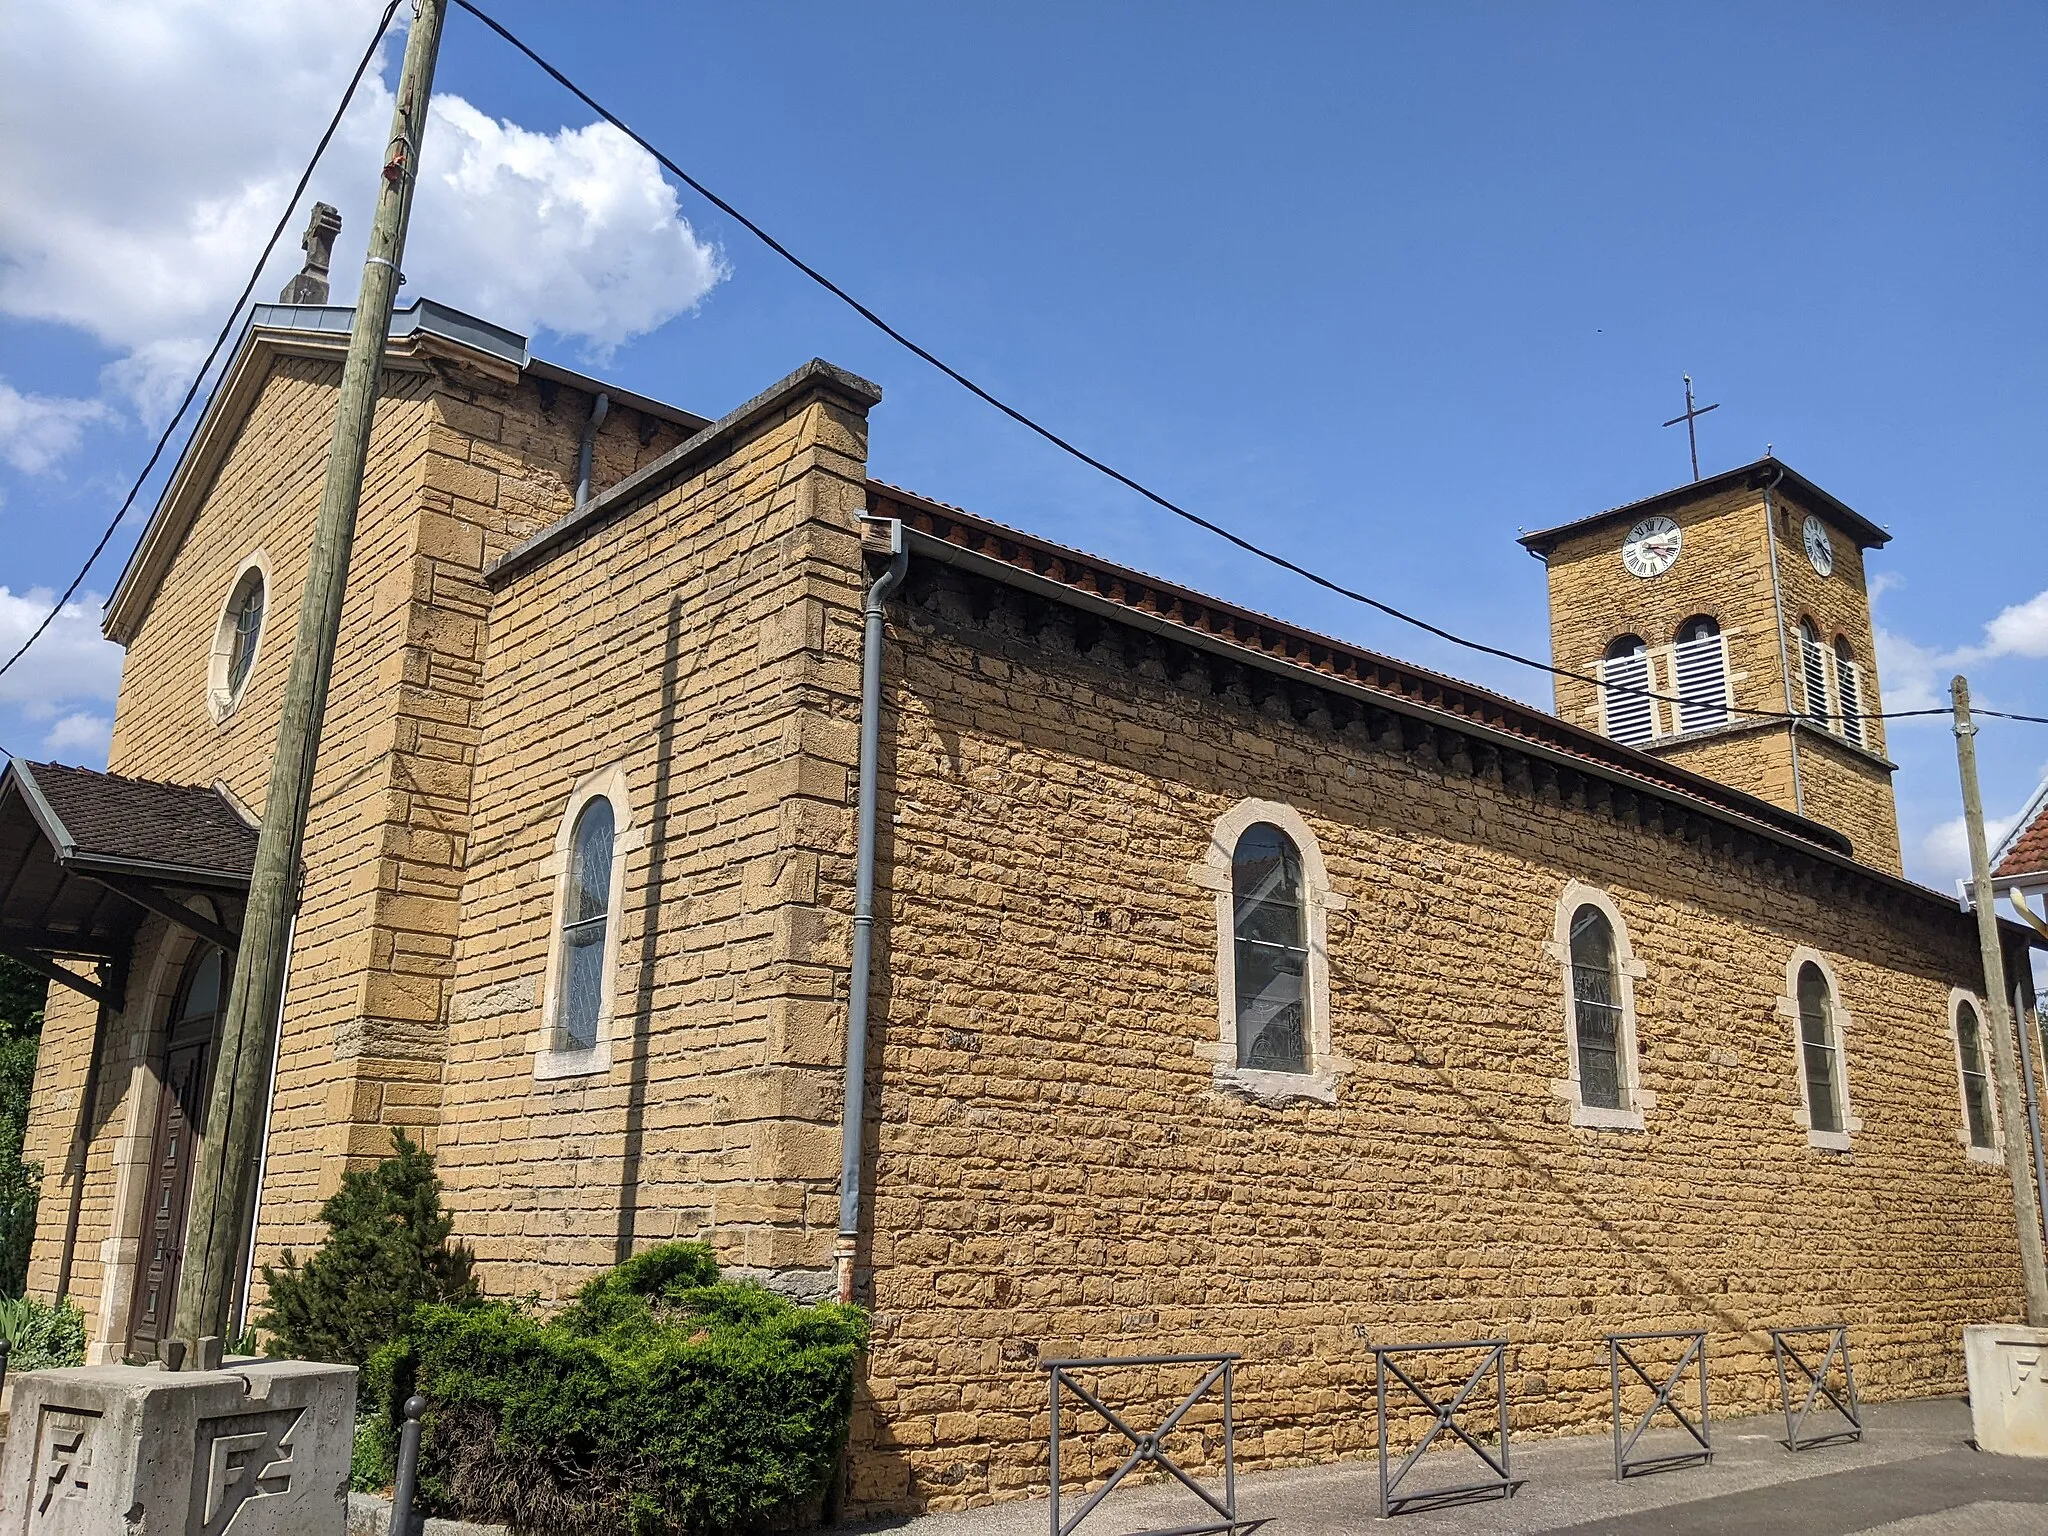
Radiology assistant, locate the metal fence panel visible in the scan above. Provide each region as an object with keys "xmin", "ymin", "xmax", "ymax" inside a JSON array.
[
  {"xmin": 1371, "ymin": 1338, "xmax": 1517, "ymax": 1517},
  {"xmin": 1043, "ymin": 1352, "xmax": 1240, "ymax": 1536},
  {"xmin": 1608, "ymin": 1330, "xmax": 1712, "ymax": 1480},
  {"xmin": 1770, "ymin": 1325, "xmax": 1863, "ymax": 1451}
]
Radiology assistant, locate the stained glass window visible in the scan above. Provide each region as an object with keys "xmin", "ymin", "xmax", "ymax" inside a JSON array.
[
  {"xmin": 1798, "ymin": 962, "xmax": 1842, "ymax": 1134},
  {"xmin": 1957, "ymin": 1000, "xmax": 1994, "ymax": 1150},
  {"xmin": 1569, "ymin": 905, "xmax": 1625, "ymax": 1109},
  {"xmin": 558, "ymin": 798, "xmax": 615, "ymax": 1051},
  {"xmin": 1232, "ymin": 822, "xmax": 1308, "ymax": 1074},
  {"xmin": 226, "ymin": 571, "xmax": 264, "ymax": 694}
]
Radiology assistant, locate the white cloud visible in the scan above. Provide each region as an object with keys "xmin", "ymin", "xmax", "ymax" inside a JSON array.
[
  {"xmin": 0, "ymin": 383, "xmax": 112, "ymax": 473},
  {"xmin": 1919, "ymin": 811, "xmax": 2021, "ymax": 890},
  {"xmin": 0, "ymin": 588, "xmax": 125, "ymax": 718},
  {"xmin": 1982, "ymin": 590, "xmax": 2048, "ymax": 661},
  {"xmin": 0, "ymin": 0, "xmax": 723, "ymax": 423},
  {"xmin": 40, "ymin": 711, "xmax": 113, "ymax": 760},
  {"xmin": 1873, "ymin": 623, "xmax": 1947, "ymax": 717}
]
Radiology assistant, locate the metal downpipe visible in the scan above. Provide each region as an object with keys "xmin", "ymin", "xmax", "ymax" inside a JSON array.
[
  {"xmin": 574, "ymin": 392, "xmax": 610, "ymax": 511},
  {"xmin": 836, "ymin": 519, "xmax": 908, "ymax": 1305},
  {"xmin": 1759, "ymin": 464, "xmax": 1806, "ymax": 816}
]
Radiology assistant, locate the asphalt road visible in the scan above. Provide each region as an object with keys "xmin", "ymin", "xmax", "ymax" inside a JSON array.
[{"xmin": 853, "ymin": 1396, "xmax": 2048, "ymax": 1536}]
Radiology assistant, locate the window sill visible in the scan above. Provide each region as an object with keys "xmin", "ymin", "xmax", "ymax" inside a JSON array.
[
  {"xmin": 1569, "ymin": 1103, "xmax": 1646, "ymax": 1132},
  {"xmin": 1806, "ymin": 1128, "xmax": 1854, "ymax": 1153},
  {"xmin": 534, "ymin": 1040, "xmax": 611, "ymax": 1081},
  {"xmin": 1967, "ymin": 1145, "xmax": 2005, "ymax": 1167},
  {"xmin": 1211, "ymin": 1063, "xmax": 1340, "ymax": 1107}
]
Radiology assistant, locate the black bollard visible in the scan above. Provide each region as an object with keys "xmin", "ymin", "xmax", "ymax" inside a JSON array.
[{"xmin": 390, "ymin": 1394, "xmax": 427, "ymax": 1536}]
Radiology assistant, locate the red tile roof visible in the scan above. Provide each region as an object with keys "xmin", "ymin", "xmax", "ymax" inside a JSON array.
[
  {"xmin": 1994, "ymin": 779, "xmax": 2048, "ymax": 883},
  {"xmin": 867, "ymin": 480, "xmax": 1854, "ymax": 859}
]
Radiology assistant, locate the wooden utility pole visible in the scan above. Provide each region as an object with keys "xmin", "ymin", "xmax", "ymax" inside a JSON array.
[
  {"xmin": 171, "ymin": 0, "xmax": 450, "ymax": 1357},
  {"xmin": 1954, "ymin": 674, "xmax": 2048, "ymax": 1324}
]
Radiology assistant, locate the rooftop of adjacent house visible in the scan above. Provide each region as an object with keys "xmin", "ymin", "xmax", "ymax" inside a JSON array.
[
  {"xmin": 1994, "ymin": 775, "xmax": 2048, "ymax": 887},
  {"xmin": 1516, "ymin": 456, "xmax": 1891, "ymax": 557}
]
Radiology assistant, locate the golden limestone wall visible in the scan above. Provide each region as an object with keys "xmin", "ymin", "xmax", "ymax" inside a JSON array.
[
  {"xmin": 23, "ymin": 340, "xmax": 690, "ymax": 1357},
  {"xmin": 843, "ymin": 564, "xmax": 2013, "ymax": 1515},
  {"xmin": 432, "ymin": 366, "xmax": 873, "ymax": 1303}
]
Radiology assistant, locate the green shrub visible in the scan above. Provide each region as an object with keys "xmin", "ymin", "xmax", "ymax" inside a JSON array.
[
  {"xmin": 0, "ymin": 956, "xmax": 45, "ymax": 1299},
  {"xmin": 257, "ymin": 1128, "xmax": 478, "ymax": 1366},
  {"xmin": 377, "ymin": 1242, "xmax": 867, "ymax": 1535},
  {"xmin": 0, "ymin": 1294, "xmax": 85, "ymax": 1371}
]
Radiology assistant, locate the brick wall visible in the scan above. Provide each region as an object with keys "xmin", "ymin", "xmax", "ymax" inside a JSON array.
[{"xmin": 843, "ymin": 557, "xmax": 2016, "ymax": 1514}]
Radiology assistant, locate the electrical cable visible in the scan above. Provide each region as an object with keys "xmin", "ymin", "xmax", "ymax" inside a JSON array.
[
  {"xmin": 451, "ymin": 0, "xmax": 2045, "ymax": 734},
  {"xmin": 0, "ymin": 0, "xmax": 405, "ymax": 690}
]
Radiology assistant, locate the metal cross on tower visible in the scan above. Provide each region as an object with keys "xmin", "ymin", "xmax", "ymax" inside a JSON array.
[{"xmin": 1662, "ymin": 375, "xmax": 1720, "ymax": 482}]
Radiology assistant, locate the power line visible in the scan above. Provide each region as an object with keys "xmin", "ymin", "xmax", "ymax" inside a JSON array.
[
  {"xmin": 0, "ymin": 0, "xmax": 404, "ymax": 690},
  {"xmin": 451, "ymin": 0, "xmax": 2045, "ymax": 735}
]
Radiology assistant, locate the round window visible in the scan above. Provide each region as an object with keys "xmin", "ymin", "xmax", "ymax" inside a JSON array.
[{"xmin": 208, "ymin": 558, "xmax": 269, "ymax": 719}]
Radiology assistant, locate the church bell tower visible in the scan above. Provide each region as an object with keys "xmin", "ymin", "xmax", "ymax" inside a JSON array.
[{"xmin": 1519, "ymin": 457, "xmax": 1902, "ymax": 874}]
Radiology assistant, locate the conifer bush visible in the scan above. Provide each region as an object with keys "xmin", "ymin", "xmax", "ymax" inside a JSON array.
[
  {"xmin": 363, "ymin": 1242, "xmax": 868, "ymax": 1536},
  {"xmin": 257, "ymin": 1128, "xmax": 478, "ymax": 1366}
]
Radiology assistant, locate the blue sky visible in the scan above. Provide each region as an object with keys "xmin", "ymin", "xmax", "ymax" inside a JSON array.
[{"xmin": 1, "ymin": 1, "xmax": 2042, "ymax": 891}]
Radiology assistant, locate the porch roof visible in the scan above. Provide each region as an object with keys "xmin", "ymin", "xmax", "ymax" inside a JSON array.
[{"xmin": 0, "ymin": 760, "xmax": 255, "ymax": 980}]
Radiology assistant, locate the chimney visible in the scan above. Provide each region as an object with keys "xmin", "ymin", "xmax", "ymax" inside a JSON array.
[{"xmin": 278, "ymin": 203, "xmax": 344, "ymax": 305}]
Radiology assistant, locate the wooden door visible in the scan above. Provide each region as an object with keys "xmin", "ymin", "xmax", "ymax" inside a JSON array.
[
  {"xmin": 126, "ymin": 946, "xmax": 223, "ymax": 1361},
  {"xmin": 126, "ymin": 1038, "xmax": 208, "ymax": 1360}
]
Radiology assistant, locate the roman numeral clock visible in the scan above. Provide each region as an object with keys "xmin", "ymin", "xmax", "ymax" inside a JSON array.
[{"xmin": 1621, "ymin": 515, "xmax": 1682, "ymax": 578}]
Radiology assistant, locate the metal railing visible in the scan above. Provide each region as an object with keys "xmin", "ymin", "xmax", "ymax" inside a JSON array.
[
  {"xmin": 1044, "ymin": 1353, "xmax": 1240, "ymax": 1536},
  {"xmin": 1770, "ymin": 1326, "xmax": 1862, "ymax": 1451},
  {"xmin": 1372, "ymin": 1338, "xmax": 1516, "ymax": 1517},
  {"xmin": 1608, "ymin": 1330, "xmax": 1712, "ymax": 1480}
]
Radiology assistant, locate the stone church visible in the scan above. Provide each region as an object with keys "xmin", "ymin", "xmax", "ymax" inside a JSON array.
[{"xmin": 2, "ymin": 284, "xmax": 2042, "ymax": 1514}]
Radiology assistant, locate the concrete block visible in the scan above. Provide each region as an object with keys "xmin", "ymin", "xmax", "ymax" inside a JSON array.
[
  {"xmin": 0, "ymin": 1358, "xmax": 356, "ymax": 1535},
  {"xmin": 1965, "ymin": 1323, "xmax": 2048, "ymax": 1456}
]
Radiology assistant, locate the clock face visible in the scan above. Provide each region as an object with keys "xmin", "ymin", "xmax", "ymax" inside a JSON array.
[
  {"xmin": 1621, "ymin": 516, "xmax": 1683, "ymax": 579},
  {"xmin": 1802, "ymin": 515, "xmax": 1834, "ymax": 576}
]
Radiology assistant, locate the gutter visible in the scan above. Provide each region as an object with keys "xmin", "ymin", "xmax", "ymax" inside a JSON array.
[
  {"xmin": 901, "ymin": 525, "xmax": 2041, "ymax": 940},
  {"xmin": 574, "ymin": 392, "xmax": 609, "ymax": 511},
  {"xmin": 835, "ymin": 517, "xmax": 909, "ymax": 1305}
]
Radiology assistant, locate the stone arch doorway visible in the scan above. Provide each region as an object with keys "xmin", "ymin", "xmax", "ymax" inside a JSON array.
[{"xmin": 124, "ymin": 944, "xmax": 223, "ymax": 1361}]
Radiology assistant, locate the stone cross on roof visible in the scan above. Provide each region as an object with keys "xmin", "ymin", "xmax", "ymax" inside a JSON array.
[{"xmin": 277, "ymin": 202, "xmax": 343, "ymax": 305}]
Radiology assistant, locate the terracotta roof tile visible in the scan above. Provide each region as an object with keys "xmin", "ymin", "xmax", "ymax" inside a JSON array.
[
  {"xmin": 866, "ymin": 480, "xmax": 1853, "ymax": 859},
  {"xmin": 1994, "ymin": 781, "xmax": 2048, "ymax": 882}
]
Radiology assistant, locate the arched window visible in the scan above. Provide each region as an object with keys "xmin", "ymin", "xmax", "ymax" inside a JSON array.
[
  {"xmin": 1601, "ymin": 634, "xmax": 1654, "ymax": 746},
  {"xmin": 1797, "ymin": 961, "xmax": 1843, "ymax": 1134},
  {"xmin": 1798, "ymin": 618, "xmax": 1830, "ymax": 723},
  {"xmin": 1549, "ymin": 884, "xmax": 1648, "ymax": 1129},
  {"xmin": 1231, "ymin": 823, "xmax": 1308, "ymax": 1074},
  {"xmin": 1954, "ymin": 996, "xmax": 1995, "ymax": 1153},
  {"xmin": 1673, "ymin": 615, "xmax": 1728, "ymax": 733},
  {"xmin": 1568, "ymin": 905, "xmax": 1625, "ymax": 1110},
  {"xmin": 1197, "ymin": 799, "xmax": 1348, "ymax": 1104},
  {"xmin": 1833, "ymin": 636, "xmax": 1864, "ymax": 747},
  {"xmin": 556, "ymin": 797, "xmax": 615, "ymax": 1052}
]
